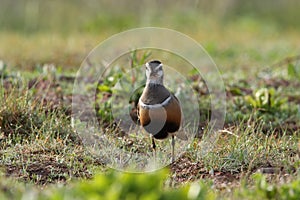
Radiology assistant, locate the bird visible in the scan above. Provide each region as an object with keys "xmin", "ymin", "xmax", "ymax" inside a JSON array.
[{"xmin": 137, "ymin": 60, "xmax": 182, "ymax": 163}]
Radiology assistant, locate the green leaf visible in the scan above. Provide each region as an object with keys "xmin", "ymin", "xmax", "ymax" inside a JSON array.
[
  {"xmin": 245, "ymin": 95, "xmax": 257, "ymax": 108},
  {"xmin": 230, "ymin": 87, "xmax": 243, "ymax": 95},
  {"xmin": 98, "ymin": 85, "xmax": 111, "ymax": 92},
  {"xmin": 288, "ymin": 63, "xmax": 297, "ymax": 78}
]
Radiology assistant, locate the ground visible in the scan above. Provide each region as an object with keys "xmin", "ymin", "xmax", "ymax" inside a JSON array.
[{"xmin": 0, "ymin": 3, "xmax": 300, "ymax": 198}]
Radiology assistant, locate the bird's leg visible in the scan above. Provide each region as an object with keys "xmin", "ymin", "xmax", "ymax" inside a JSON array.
[
  {"xmin": 171, "ymin": 135, "xmax": 175, "ymax": 163},
  {"xmin": 151, "ymin": 136, "xmax": 156, "ymax": 161}
]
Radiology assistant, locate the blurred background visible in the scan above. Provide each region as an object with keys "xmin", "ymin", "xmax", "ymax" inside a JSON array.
[
  {"xmin": 0, "ymin": 0, "xmax": 300, "ymax": 72},
  {"xmin": 1, "ymin": 0, "xmax": 300, "ymax": 34}
]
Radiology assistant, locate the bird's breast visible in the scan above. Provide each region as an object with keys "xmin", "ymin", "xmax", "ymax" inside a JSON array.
[{"xmin": 138, "ymin": 94, "xmax": 181, "ymax": 139}]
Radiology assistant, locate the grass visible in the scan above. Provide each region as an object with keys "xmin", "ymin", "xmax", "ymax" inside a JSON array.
[
  {"xmin": 0, "ymin": 4, "xmax": 300, "ymax": 198},
  {"xmin": 0, "ymin": 77, "xmax": 104, "ymax": 184},
  {"xmin": 0, "ymin": 168, "xmax": 300, "ymax": 199},
  {"xmin": 0, "ymin": 46, "xmax": 299, "ymax": 198},
  {"xmin": 200, "ymin": 122, "xmax": 298, "ymax": 174}
]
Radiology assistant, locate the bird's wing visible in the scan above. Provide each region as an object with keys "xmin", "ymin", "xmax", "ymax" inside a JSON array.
[{"xmin": 170, "ymin": 93, "xmax": 187, "ymax": 140}]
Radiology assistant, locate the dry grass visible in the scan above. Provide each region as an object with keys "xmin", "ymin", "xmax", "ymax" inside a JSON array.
[{"xmin": 0, "ymin": 12, "xmax": 300, "ymax": 198}]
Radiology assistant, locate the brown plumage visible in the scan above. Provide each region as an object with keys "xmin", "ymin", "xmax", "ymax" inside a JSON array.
[{"xmin": 137, "ymin": 60, "xmax": 182, "ymax": 162}]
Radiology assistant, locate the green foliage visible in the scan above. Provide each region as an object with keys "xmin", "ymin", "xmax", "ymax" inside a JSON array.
[
  {"xmin": 1, "ymin": 169, "xmax": 300, "ymax": 200},
  {"xmin": 6, "ymin": 169, "xmax": 216, "ymax": 200},
  {"xmin": 0, "ymin": 87, "xmax": 75, "ymax": 145},
  {"xmin": 288, "ymin": 63, "xmax": 300, "ymax": 80},
  {"xmin": 1, "ymin": 0, "xmax": 300, "ymax": 34},
  {"xmin": 130, "ymin": 50, "xmax": 152, "ymax": 69},
  {"xmin": 226, "ymin": 85, "xmax": 299, "ymax": 130},
  {"xmin": 83, "ymin": 13, "xmax": 137, "ymax": 33},
  {"xmin": 0, "ymin": 2, "xmax": 299, "ymax": 199},
  {"xmin": 96, "ymin": 50, "xmax": 151, "ymax": 125},
  {"xmin": 73, "ymin": 170, "xmax": 171, "ymax": 200},
  {"xmin": 245, "ymin": 87, "xmax": 287, "ymax": 112},
  {"xmin": 236, "ymin": 173, "xmax": 300, "ymax": 200},
  {"xmin": 199, "ymin": 121, "xmax": 298, "ymax": 174},
  {"xmin": 0, "ymin": 175, "xmax": 24, "ymax": 200},
  {"xmin": 96, "ymin": 73, "xmax": 122, "ymax": 123},
  {"xmin": 0, "ymin": 61, "xmax": 8, "ymax": 79}
]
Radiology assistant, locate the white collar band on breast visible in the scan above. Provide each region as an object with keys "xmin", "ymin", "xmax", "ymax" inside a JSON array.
[{"xmin": 139, "ymin": 95, "xmax": 172, "ymax": 109}]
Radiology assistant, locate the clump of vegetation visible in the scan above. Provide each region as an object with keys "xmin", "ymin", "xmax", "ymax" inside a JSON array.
[
  {"xmin": 226, "ymin": 83, "xmax": 299, "ymax": 133},
  {"xmin": 197, "ymin": 121, "xmax": 298, "ymax": 174},
  {"xmin": 236, "ymin": 173, "xmax": 300, "ymax": 200},
  {"xmin": 245, "ymin": 87, "xmax": 286, "ymax": 111},
  {"xmin": 0, "ymin": 85, "xmax": 76, "ymax": 145},
  {"xmin": 1, "ymin": 169, "xmax": 300, "ymax": 200},
  {"xmin": 95, "ymin": 50, "xmax": 150, "ymax": 127},
  {"xmin": 0, "ymin": 169, "xmax": 212, "ymax": 200},
  {"xmin": 288, "ymin": 62, "xmax": 300, "ymax": 80},
  {"xmin": 0, "ymin": 61, "xmax": 8, "ymax": 79},
  {"xmin": 0, "ymin": 73, "xmax": 100, "ymax": 184}
]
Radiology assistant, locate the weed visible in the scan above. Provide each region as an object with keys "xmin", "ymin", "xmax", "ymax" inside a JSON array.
[
  {"xmin": 288, "ymin": 63, "xmax": 300, "ymax": 80},
  {"xmin": 95, "ymin": 50, "xmax": 150, "ymax": 126},
  {"xmin": 197, "ymin": 121, "xmax": 298, "ymax": 174},
  {"xmin": 245, "ymin": 87, "xmax": 287, "ymax": 112},
  {"xmin": 235, "ymin": 173, "xmax": 300, "ymax": 200}
]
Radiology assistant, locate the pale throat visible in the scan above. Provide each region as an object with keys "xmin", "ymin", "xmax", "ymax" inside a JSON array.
[
  {"xmin": 146, "ymin": 70, "xmax": 164, "ymax": 85},
  {"xmin": 146, "ymin": 76, "xmax": 164, "ymax": 85}
]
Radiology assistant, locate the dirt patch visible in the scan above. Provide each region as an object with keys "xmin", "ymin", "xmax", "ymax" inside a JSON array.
[
  {"xmin": 28, "ymin": 78, "xmax": 64, "ymax": 111},
  {"xmin": 3, "ymin": 150, "xmax": 97, "ymax": 185},
  {"xmin": 169, "ymin": 153, "xmax": 240, "ymax": 189}
]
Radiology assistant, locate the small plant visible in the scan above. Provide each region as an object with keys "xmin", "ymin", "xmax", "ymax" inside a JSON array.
[
  {"xmin": 0, "ymin": 60, "xmax": 8, "ymax": 79},
  {"xmin": 287, "ymin": 62, "xmax": 300, "ymax": 80},
  {"xmin": 96, "ymin": 72, "xmax": 122, "ymax": 124},
  {"xmin": 0, "ymin": 81, "xmax": 77, "ymax": 146},
  {"xmin": 236, "ymin": 173, "xmax": 300, "ymax": 200},
  {"xmin": 245, "ymin": 87, "xmax": 287, "ymax": 112},
  {"xmin": 198, "ymin": 120, "xmax": 298, "ymax": 173},
  {"xmin": 54, "ymin": 169, "xmax": 215, "ymax": 200},
  {"xmin": 95, "ymin": 50, "xmax": 151, "ymax": 126},
  {"xmin": 243, "ymin": 87, "xmax": 299, "ymax": 131}
]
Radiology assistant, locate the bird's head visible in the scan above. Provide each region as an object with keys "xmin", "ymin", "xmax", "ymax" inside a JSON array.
[{"xmin": 145, "ymin": 60, "xmax": 164, "ymax": 85}]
